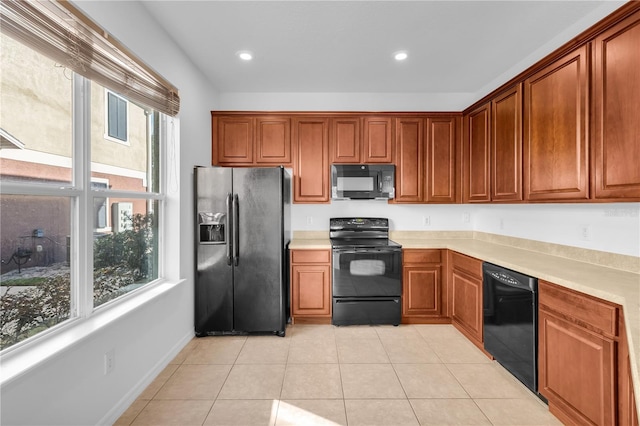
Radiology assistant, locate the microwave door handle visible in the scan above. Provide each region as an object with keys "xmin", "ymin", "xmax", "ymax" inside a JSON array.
[
  {"xmin": 226, "ymin": 193, "xmax": 232, "ymax": 265},
  {"xmin": 233, "ymin": 194, "xmax": 239, "ymax": 266}
]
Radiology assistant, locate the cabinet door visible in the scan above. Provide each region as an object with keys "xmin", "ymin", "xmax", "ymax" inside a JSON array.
[
  {"xmin": 291, "ymin": 264, "xmax": 331, "ymax": 316},
  {"xmin": 492, "ymin": 84, "xmax": 523, "ymax": 201},
  {"xmin": 618, "ymin": 312, "xmax": 640, "ymax": 426},
  {"xmin": 524, "ymin": 45, "xmax": 589, "ymax": 201},
  {"xmin": 331, "ymin": 117, "xmax": 361, "ymax": 163},
  {"xmin": 463, "ymin": 103, "xmax": 491, "ymax": 203},
  {"xmin": 394, "ymin": 117, "xmax": 424, "ymax": 202},
  {"xmin": 425, "ymin": 116, "xmax": 459, "ymax": 203},
  {"xmin": 293, "ymin": 118, "xmax": 330, "ymax": 203},
  {"xmin": 539, "ymin": 310, "xmax": 616, "ymax": 425},
  {"xmin": 450, "ymin": 269, "xmax": 482, "ymax": 344},
  {"xmin": 213, "ymin": 117, "xmax": 254, "ymax": 164},
  {"xmin": 593, "ymin": 12, "xmax": 640, "ymax": 199},
  {"xmin": 363, "ymin": 117, "xmax": 393, "ymax": 163},
  {"xmin": 403, "ymin": 265, "xmax": 442, "ymax": 318},
  {"xmin": 255, "ymin": 117, "xmax": 291, "ymax": 165}
]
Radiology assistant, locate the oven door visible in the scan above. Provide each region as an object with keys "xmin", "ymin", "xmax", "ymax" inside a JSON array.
[{"xmin": 332, "ymin": 247, "xmax": 402, "ymax": 297}]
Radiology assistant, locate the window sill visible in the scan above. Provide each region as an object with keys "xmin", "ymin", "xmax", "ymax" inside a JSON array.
[{"xmin": 0, "ymin": 278, "xmax": 186, "ymax": 387}]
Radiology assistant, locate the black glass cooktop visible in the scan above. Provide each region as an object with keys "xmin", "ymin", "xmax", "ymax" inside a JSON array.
[{"xmin": 330, "ymin": 238, "xmax": 402, "ymax": 249}]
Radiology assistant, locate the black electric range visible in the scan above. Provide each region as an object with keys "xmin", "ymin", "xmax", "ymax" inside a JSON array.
[{"xmin": 329, "ymin": 218, "xmax": 402, "ymax": 326}]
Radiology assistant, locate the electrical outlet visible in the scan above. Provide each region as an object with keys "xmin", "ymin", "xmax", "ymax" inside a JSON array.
[
  {"xmin": 463, "ymin": 212, "xmax": 470, "ymax": 223},
  {"xmin": 104, "ymin": 349, "xmax": 115, "ymax": 375},
  {"xmin": 306, "ymin": 216, "xmax": 313, "ymax": 225},
  {"xmin": 580, "ymin": 224, "xmax": 592, "ymax": 241},
  {"xmin": 499, "ymin": 218, "xmax": 504, "ymax": 230},
  {"xmin": 423, "ymin": 216, "xmax": 430, "ymax": 226}
]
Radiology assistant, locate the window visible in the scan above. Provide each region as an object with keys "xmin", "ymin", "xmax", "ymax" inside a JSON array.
[
  {"xmin": 106, "ymin": 91, "xmax": 128, "ymax": 143},
  {"xmin": 0, "ymin": 24, "xmax": 172, "ymax": 351},
  {"xmin": 91, "ymin": 179, "xmax": 109, "ymax": 231}
]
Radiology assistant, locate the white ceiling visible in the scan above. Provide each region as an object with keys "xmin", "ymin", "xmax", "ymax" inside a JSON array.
[{"xmin": 141, "ymin": 1, "xmax": 626, "ymax": 103}]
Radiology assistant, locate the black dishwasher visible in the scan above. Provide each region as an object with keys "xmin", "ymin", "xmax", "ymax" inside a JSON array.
[{"xmin": 482, "ymin": 262, "xmax": 541, "ymax": 396}]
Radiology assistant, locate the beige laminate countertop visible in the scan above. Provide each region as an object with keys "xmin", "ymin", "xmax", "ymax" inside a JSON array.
[
  {"xmin": 289, "ymin": 233, "xmax": 640, "ymax": 408},
  {"xmin": 288, "ymin": 239, "xmax": 331, "ymax": 250}
]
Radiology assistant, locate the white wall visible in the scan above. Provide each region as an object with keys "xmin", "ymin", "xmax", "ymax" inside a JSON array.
[
  {"xmin": 1, "ymin": 2, "xmax": 218, "ymax": 425},
  {"xmin": 293, "ymin": 202, "xmax": 640, "ymax": 257},
  {"xmin": 217, "ymin": 92, "xmax": 472, "ymax": 112},
  {"xmin": 474, "ymin": 203, "xmax": 640, "ymax": 257},
  {"xmin": 293, "ymin": 202, "xmax": 474, "ymax": 232}
]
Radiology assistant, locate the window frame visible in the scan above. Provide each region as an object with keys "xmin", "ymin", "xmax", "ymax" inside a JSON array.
[{"xmin": 0, "ymin": 71, "xmax": 168, "ymax": 354}]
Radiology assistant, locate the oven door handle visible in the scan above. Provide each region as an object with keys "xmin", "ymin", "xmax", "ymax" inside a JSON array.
[
  {"xmin": 333, "ymin": 249, "xmax": 368, "ymax": 254},
  {"xmin": 335, "ymin": 298, "xmax": 399, "ymax": 303}
]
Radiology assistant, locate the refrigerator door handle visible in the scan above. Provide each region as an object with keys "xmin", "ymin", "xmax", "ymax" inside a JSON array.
[
  {"xmin": 233, "ymin": 193, "xmax": 239, "ymax": 266},
  {"xmin": 225, "ymin": 192, "xmax": 232, "ymax": 265}
]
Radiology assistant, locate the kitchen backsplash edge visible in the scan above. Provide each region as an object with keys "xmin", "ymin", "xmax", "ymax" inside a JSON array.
[{"xmin": 472, "ymin": 231, "xmax": 639, "ymax": 274}]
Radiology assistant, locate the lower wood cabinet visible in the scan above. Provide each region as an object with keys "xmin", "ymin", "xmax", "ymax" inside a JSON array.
[
  {"xmin": 448, "ymin": 251, "xmax": 483, "ymax": 348},
  {"xmin": 401, "ymin": 249, "xmax": 447, "ymax": 323},
  {"xmin": 619, "ymin": 311, "xmax": 640, "ymax": 426},
  {"xmin": 289, "ymin": 249, "xmax": 331, "ymax": 324},
  {"xmin": 538, "ymin": 279, "xmax": 639, "ymax": 426}
]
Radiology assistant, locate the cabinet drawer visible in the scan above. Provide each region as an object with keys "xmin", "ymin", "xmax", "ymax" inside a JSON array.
[
  {"xmin": 291, "ymin": 249, "xmax": 330, "ymax": 264},
  {"xmin": 450, "ymin": 251, "xmax": 482, "ymax": 278},
  {"xmin": 539, "ymin": 280, "xmax": 618, "ymax": 336},
  {"xmin": 403, "ymin": 249, "xmax": 441, "ymax": 264}
]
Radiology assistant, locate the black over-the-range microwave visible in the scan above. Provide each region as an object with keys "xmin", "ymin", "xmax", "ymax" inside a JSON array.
[{"xmin": 331, "ymin": 164, "xmax": 395, "ymax": 200}]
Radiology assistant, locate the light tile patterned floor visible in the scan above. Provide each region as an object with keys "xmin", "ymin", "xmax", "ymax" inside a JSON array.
[{"xmin": 115, "ymin": 324, "xmax": 561, "ymax": 426}]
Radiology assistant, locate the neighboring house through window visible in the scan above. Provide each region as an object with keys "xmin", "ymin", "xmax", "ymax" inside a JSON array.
[
  {"xmin": 91, "ymin": 179, "xmax": 109, "ymax": 231},
  {"xmin": 106, "ymin": 90, "xmax": 128, "ymax": 143}
]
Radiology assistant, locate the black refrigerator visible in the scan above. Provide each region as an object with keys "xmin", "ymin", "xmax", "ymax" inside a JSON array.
[{"xmin": 194, "ymin": 166, "xmax": 291, "ymax": 336}]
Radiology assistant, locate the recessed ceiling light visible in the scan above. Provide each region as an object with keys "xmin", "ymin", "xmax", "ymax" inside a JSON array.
[
  {"xmin": 394, "ymin": 51, "xmax": 408, "ymax": 61},
  {"xmin": 237, "ymin": 51, "xmax": 253, "ymax": 61}
]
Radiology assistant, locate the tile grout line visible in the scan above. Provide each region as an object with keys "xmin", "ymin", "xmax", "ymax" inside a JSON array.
[{"xmin": 384, "ymin": 325, "xmax": 423, "ymax": 426}]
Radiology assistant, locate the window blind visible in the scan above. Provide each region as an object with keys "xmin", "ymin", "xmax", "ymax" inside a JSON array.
[{"xmin": 0, "ymin": 0, "xmax": 180, "ymax": 116}]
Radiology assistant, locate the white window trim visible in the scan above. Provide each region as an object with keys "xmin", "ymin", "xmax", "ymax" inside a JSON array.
[{"xmin": 104, "ymin": 89, "xmax": 130, "ymax": 145}]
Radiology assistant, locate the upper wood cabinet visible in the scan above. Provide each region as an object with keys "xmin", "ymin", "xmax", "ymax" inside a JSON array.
[
  {"xmin": 463, "ymin": 102, "xmax": 491, "ymax": 203},
  {"xmin": 292, "ymin": 117, "xmax": 330, "ymax": 203},
  {"xmin": 524, "ymin": 45, "xmax": 590, "ymax": 201},
  {"xmin": 363, "ymin": 117, "xmax": 393, "ymax": 163},
  {"xmin": 394, "ymin": 115, "xmax": 459, "ymax": 204},
  {"xmin": 212, "ymin": 116, "xmax": 253, "ymax": 165},
  {"xmin": 592, "ymin": 11, "xmax": 640, "ymax": 200},
  {"xmin": 330, "ymin": 117, "xmax": 361, "ymax": 163},
  {"xmin": 255, "ymin": 117, "xmax": 292, "ymax": 164},
  {"xmin": 463, "ymin": 86, "xmax": 522, "ymax": 204},
  {"xmin": 492, "ymin": 84, "xmax": 523, "ymax": 201},
  {"xmin": 394, "ymin": 117, "xmax": 424, "ymax": 203},
  {"xmin": 212, "ymin": 115, "xmax": 291, "ymax": 166},
  {"xmin": 425, "ymin": 116, "xmax": 460, "ymax": 203}
]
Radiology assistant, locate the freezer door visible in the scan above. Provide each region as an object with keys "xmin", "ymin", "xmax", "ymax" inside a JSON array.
[
  {"xmin": 233, "ymin": 167, "xmax": 286, "ymax": 334},
  {"xmin": 194, "ymin": 167, "xmax": 233, "ymax": 334}
]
